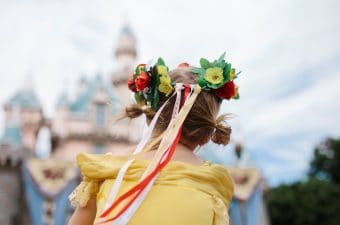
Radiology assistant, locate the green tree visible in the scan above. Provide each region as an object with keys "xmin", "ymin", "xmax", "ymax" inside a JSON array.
[
  {"xmin": 267, "ymin": 137, "xmax": 340, "ymax": 225},
  {"xmin": 309, "ymin": 138, "xmax": 340, "ymax": 184},
  {"xmin": 267, "ymin": 178, "xmax": 340, "ymax": 225}
]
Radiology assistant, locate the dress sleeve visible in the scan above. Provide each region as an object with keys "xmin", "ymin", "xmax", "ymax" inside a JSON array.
[
  {"xmin": 68, "ymin": 153, "xmax": 101, "ymax": 207},
  {"xmin": 212, "ymin": 196, "xmax": 230, "ymax": 225},
  {"xmin": 68, "ymin": 152, "xmax": 123, "ymax": 207}
]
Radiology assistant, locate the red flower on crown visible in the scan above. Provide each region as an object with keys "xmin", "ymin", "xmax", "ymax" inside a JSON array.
[
  {"xmin": 127, "ymin": 76, "xmax": 137, "ymax": 92},
  {"xmin": 213, "ymin": 81, "xmax": 236, "ymax": 99},
  {"xmin": 135, "ymin": 71, "xmax": 151, "ymax": 91}
]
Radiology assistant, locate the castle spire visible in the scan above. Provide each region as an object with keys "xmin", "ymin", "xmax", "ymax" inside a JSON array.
[{"xmin": 112, "ymin": 23, "xmax": 137, "ymax": 85}]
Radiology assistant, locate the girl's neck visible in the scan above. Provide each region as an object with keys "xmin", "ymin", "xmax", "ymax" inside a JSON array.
[{"xmin": 137, "ymin": 143, "xmax": 204, "ymax": 166}]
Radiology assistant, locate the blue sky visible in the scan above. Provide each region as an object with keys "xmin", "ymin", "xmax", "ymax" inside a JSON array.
[{"xmin": 0, "ymin": 0, "xmax": 339, "ymax": 186}]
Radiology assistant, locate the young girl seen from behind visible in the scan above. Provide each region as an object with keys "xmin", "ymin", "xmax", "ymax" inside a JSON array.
[{"xmin": 68, "ymin": 53, "xmax": 240, "ymax": 225}]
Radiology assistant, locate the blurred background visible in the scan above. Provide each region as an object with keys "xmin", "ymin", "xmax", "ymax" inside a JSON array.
[{"xmin": 0, "ymin": 0, "xmax": 339, "ymax": 225}]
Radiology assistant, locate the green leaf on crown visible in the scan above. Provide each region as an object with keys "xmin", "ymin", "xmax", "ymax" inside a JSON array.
[
  {"xmin": 157, "ymin": 58, "xmax": 166, "ymax": 66},
  {"xmin": 147, "ymin": 66, "xmax": 159, "ymax": 110},
  {"xmin": 134, "ymin": 66, "xmax": 139, "ymax": 78},
  {"xmin": 218, "ymin": 52, "xmax": 226, "ymax": 61},
  {"xmin": 200, "ymin": 58, "xmax": 211, "ymax": 69},
  {"xmin": 135, "ymin": 92, "xmax": 145, "ymax": 105},
  {"xmin": 151, "ymin": 73, "xmax": 160, "ymax": 110},
  {"xmin": 190, "ymin": 67, "xmax": 206, "ymax": 77},
  {"xmin": 146, "ymin": 68, "xmax": 155, "ymax": 103},
  {"xmin": 197, "ymin": 77, "xmax": 208, "ymax": 88},
  {"xmin": 146, "ymin": 89, "xmax": 152, "ymax": 103},
  {"xmin": 224, "ymin": 63, "xmax": 232, "ymax": 80},
  {"xmin": 212, "ymin": 60, "xmax": 218, "ymax": 66},
  {"xmin": 216, "ymin": 59, "xmax": 226, "ymax": 68}
]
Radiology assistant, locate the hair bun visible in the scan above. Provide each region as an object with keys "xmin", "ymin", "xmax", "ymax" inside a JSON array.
[
  {"xmin": 125, "ymin": 104, "xmax": 144, "ymax": 118},
  {"xmin": 211, "ymin": 114, "xmax": 231, "ymax": 145},
  {"xmin": 125, "ymin": 104, "xmax": 155, "ymax": 120}
]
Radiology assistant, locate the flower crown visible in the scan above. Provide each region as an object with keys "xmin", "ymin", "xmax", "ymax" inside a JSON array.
[{"xmin": 128, "ymin": 52, "xmax": 240, "ymax": 110}]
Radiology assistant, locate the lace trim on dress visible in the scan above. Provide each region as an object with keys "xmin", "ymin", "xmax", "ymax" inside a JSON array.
[{"xmin": 68, "ymin": 177, "xmax": 99, "ymax": 207}]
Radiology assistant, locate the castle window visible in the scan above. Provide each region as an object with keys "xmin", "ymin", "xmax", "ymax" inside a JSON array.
[
  {"xmin": 94, "ymin": 144, "xmax": 105, "ymax": 153},
  {"xmin": 96, "ymin": 104, "xmax": 105, "ymax": 127}
]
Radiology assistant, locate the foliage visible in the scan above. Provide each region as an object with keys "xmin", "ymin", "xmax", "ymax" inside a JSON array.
[
  {"xmin": 267, "ymin": 137, "xmax": 340, "ymax": 225},
  {"xmin": 267, "ymin": 178, "xmax": 340, "ymax": 225},
  {"xmin": 309, "ymin": 138, "xmax": 340, "ymax": 184}
]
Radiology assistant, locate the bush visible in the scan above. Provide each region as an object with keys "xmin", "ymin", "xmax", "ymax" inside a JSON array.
[
  {"xmin": 267, "ymin": 137, "xmax": 340, "ymax": 225},
  {"xmin": 267, "ymin": 179, "xmax": 340, "ymax": 225}
]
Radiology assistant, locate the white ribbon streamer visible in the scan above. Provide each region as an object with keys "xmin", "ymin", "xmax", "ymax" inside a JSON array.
[
  {"xmin": 112, "ymin": 84, "xmax": 194, "ymax": 225},
  {"xmin": 100, "ymin": 92, "xmax": 175, "ymax": 216}
]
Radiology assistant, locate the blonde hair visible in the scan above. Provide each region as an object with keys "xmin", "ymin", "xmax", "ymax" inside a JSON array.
[{"xmin": 124, "ymin": 67, "xmax": 231, "ymax": 148}]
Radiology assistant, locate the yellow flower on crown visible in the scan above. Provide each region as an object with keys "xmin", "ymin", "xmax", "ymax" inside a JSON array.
[
  {"xmin": 157, "ymin": 65, "xmax": 171, "ymax": 83},
  {"xmin": 204, "ymin": 67, "xmax": 224, "ymax": 85},
  {"xmin": 159, "ymin": 75, "xmax": 173, "ymax": 96},
  {"xmin": 157, "ymin": 65, "xmax": 168, "ymax": 77},
  {"xmin": 229, "ymin": 68, "xmax": 235, "ymax": 80}
]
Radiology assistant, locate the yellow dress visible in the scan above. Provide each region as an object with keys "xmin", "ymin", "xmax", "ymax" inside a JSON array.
[{"xmin": 69, "ymin": 153, "xmax": 234, "ymax": 225}]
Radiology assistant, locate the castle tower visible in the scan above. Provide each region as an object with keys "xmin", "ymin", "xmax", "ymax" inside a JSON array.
[
  {"xmin": 51, "ymin": 24, "xmax": 143, "ymax": 160},
  {"xmin": 2, "ymin": 78, "xmax": 43, "ymax": 151},
  {"xmin": 110, "ymin": 24, "xmax": 144, "ymax": 145},
  {"xmin": 111, "ymin": 23, "xmax": 137, "ymax": 86},
  {"xmin": 111, "ymin": 24, "xmax": 138, "ymax": 109}
]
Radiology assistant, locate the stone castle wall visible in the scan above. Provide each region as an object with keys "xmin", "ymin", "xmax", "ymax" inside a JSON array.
[{"xmin": 0, "ymin": 166, "xmax": 24, "ymax": 225}]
